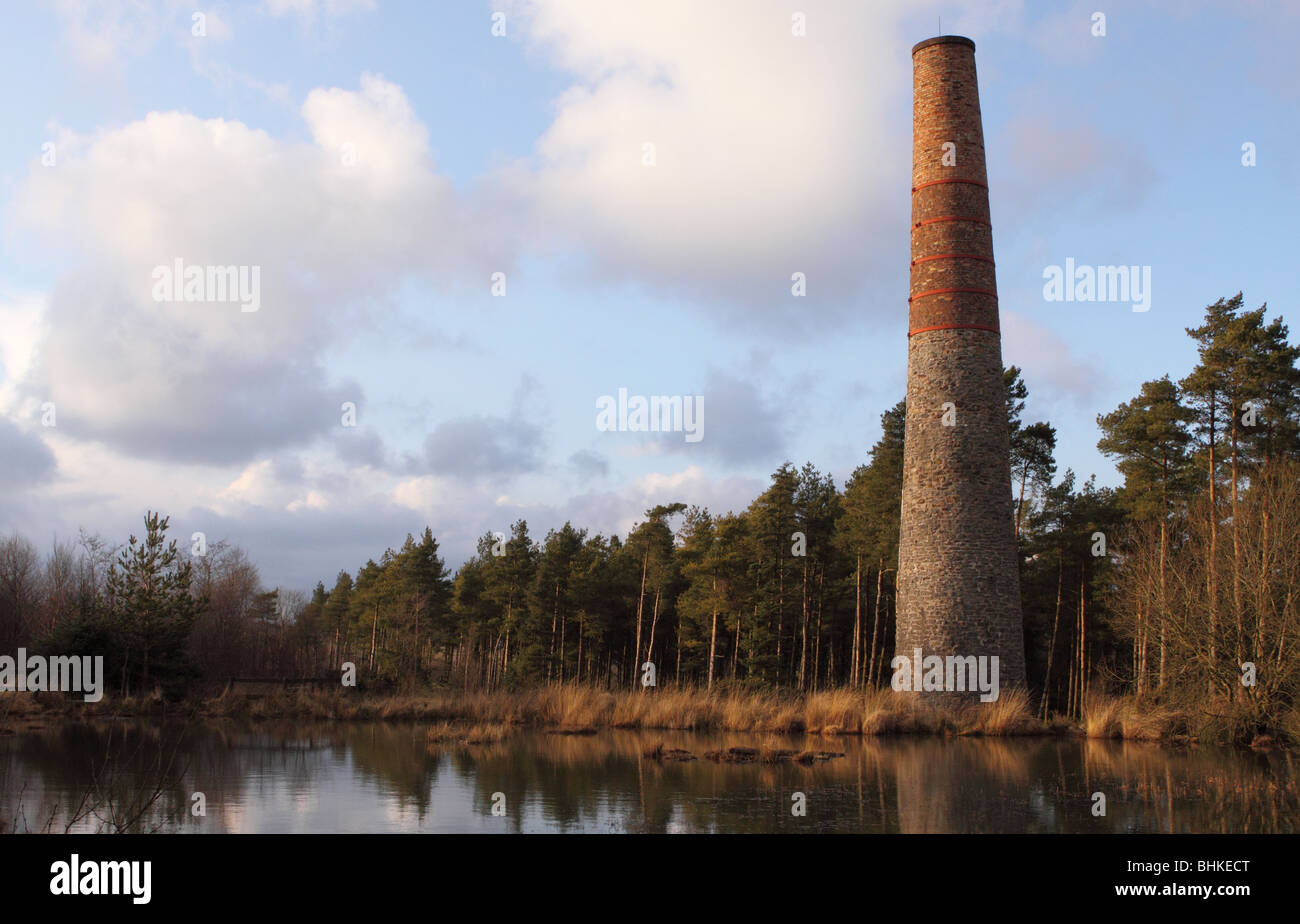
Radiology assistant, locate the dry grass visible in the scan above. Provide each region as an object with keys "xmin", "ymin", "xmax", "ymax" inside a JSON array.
[
  {"xmin": 860, "ymin": 688, "xmax": 939, "ymax": 735},
  {"xmin": 413, "ymin": 684, "xmax": 1052, "ymax": 738},
  {"xmin": 425, "ymin": 721, "xmax": 512, "ymax": 746},
  {"xmin": 1082, "ymin": 694, "xmax": 1125, "ymax": 738},
  {"xmin": 1083, "ymin": 694, "xmax": 1187, "ymax": 742},
  {"xmin": 804, "ymin": 689, "xmax": 863, "ymax": 734},
  {"xmin": 1120, "ymin": 702, "xmax": 1181, "ymax": 742},
  {"xmin": 19, "ymin": 682, "xmax": 1289, "ymax": 747},
  {"xmin": 959, "ymin": 689, "xmax": 1037, "ymax": 736},
  {"xmin": 761, "ymin": 746, "xmax": 799, "ymax": 763},
  {"xmin": 1280, "ymin": 707, "xmax": 1300, "ymax": 747}
]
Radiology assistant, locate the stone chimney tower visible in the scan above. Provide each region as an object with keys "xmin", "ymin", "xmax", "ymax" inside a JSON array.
[{"xmin": 895, "ymin": 35, "xmax": 1026, "ymax": 699}]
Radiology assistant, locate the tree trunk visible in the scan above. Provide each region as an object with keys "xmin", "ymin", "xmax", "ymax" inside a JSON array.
[
  {"xmin": 1207, "ymin": 388, "xmax": 1219, "ymax": 695},
  {"xmin": 1042, "ymin": 547, "xmax": 1064, "ymax": 719},
  {"xmin": 549, "ymin": 580, "xmax": 559, "ymax": 684},
  {"xmin": 368, "ymin": 603, "xmax": 378, "ymax": 673},
  {"xmin": 1159, "ymin": 459, "xmax": 1169, "ymax": 689},
  {"xmin": 867, "ymin": 562, "xmax": 884, "ymax": 688},
  {"xmin": 776, "ymin": 543, "xmax": 784, "ymax": 686},
  {"xmin": 1016, "ymin": 468, "xmax": 1028, "ymax": 536},
  {"xmin": 1230, "ymin": 406, "xmax": 1244, "ymax": 685},
  {"xmin": 708, "ymin": 576, "xmax": 718, "ymax": 692},
  {"xmin": 675, "ymin": 616, "xmax": 681, "ymax": 684},
  {"xmin": 813, "ymin": 567, "xmax": 824, "ymax": 690},
  {"xmin": 644, "ymin": 587, "xmax": 661, "ymax": 691},
  {"xmin": 851, "ymin": 555, "xmax": 862, "ymax": 687},
  {"xmin": 732, "ymin": 616, "xmax": 741, "ymax": 680},
  {"xmin": 1078, "ymin": 567, "xmax": 1087, "ymax": 716},
  {"xmin": 632, "ymin": 550, "xmax": 648, "ymax": 689},
  {"xmin": 799, "ymin": 557, "xmax": 809, "ymax": 690}
]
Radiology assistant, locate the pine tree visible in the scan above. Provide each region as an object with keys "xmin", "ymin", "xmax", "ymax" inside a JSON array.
[
  {"xmin": 793, "ymin": 463, "xmax": 841, "ymax": 690},
  {"xmin": 1012, "ymin": 422, "xmax": 1058, "ymax": 536},
  {"xmin": 1098, "ymin": 375, "xmax": 1195, "ymax": 691},
  {"xmin": 834, "ymin": 400, "xmax": 904, "ymax": 687},
  {"xmin": 102, "ymin": 511, "xmax": 203, "ymax": 697}
]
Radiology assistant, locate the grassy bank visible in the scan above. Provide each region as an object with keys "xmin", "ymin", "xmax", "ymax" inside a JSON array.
[
  {"xmin": 1079, "ymin": 692, "xmax": 1297, "ymax": 749},
  {"xmin": 2, "ymin": 685, "xmax": 1292, "ymax": 748}
]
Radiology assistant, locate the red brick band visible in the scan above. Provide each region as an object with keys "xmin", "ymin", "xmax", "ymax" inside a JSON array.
[
  {"xmin": 908, "ymin": 286, "xmax": 999, "ymax": 302},
  {"xmin": 912, "ymin": 215, "xmax": 991, "ymax": 228},
  {"xmin": 907, "ymin": 323, "xmax": 1000, "ymax": 337},
  {"xmin": 911, "ymin": 178, "xmax": 988, "ymax": 192},
  {"xmin": 910, "ymin": 252, "xmax": 995, "ymax": 266}
]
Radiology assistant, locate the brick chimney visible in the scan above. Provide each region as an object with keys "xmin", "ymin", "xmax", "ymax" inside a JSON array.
[{"xmin": 895, "ymin": 35, "xmax": 1027, "ymax": 700}]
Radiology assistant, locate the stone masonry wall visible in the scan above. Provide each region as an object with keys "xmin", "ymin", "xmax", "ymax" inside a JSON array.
[{"xmin": 895, "ymin": 36, "xmax": 1027, "ymax": 699}]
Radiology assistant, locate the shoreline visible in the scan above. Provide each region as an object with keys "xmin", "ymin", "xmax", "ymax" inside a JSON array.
[{"xmin": 2, "ymin": 685, "xmax": 1291, "ymax": 750}]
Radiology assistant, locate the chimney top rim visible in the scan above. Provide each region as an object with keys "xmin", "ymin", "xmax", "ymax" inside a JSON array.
[{"xmin": 911, "ymin": 35, "xmax": 976, "ymax": 55}]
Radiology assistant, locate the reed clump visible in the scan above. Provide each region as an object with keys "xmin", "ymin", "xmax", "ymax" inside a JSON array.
[
  {"xmin": 859, "ymin": 688, "xmax": 938, "ymax": 735},
  {"xmin": 1082, "ymin": 694, "xmax": 1124, "ymax": 738},
  {"xmin": 959, "ymin": 689, "xmax": 1037, "ymax": 736},
  {"xmin": 1083, "ymin": 694, "xmax": 1194, "ymax": 743},
  {"xmin": 426, "ymin": 721, "xmax": 512, "ymax": 746},
  {"xmin": 804, "ymin": 689, "xmax": 863, "ymax": 735}
]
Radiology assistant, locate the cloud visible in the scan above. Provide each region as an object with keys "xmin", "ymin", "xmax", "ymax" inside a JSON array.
[
  {"xmin": 601, "ymin": 367, "xmax": 789, "ymax": 466},
  {"xmin": 196, "ymin": 458, "xmax": 763, "ymax": 588},
  {"xmin": 53, "ymin": 0, "xmax": 234, "ymax": 75},
  {"xmin": 495, "ymin": 0, "xmax": 933, "ymax": 326},
  {"xmin": 0, "ymin": 292, "xmax": 44, "ymax": 404},
  {"xmin": 0, "ymin": 419, "xmax": 56, "ymax": 490},
  {"xmin": 567, "ymin": 449, "xmax": 608, "ymax": 479},
  {"xmin": 335, "ymin": 426, "xmax": 392, "ymax": 470},
  {"xmin": 1002, "ymin": 309, "xmax": 1101, "ymax": 406},
  {"xmin": 562, "ymin": 465, "xmax": 765, "ymax": 539},
  {"xmin": 421, "ymin": 410, "xmax": 546, "ymax": 480},
  {"xmin": 994, "ymin": 114, "xmax": 1158, "ymax": 219},
  {"xmin": 183, "ymin": 497, "xmax": 430, "ymax": 590},
  {"xmin": 52, "ymin": 0, "xmax": 161, "ymax": 71},
  {"xmin": 17, "ymin": 273, "xmax": 359, "ymax": 465},
  {"xmin": 10, "ymin": 75, "xmax": 496, "ymax": 465},
  {"xmin": 415, "ymin": 375, "xmax": 549, "ymax": 480},
  {"xmin": 681, "ymin": 367, "xmax": 788, "ymax": 465}
]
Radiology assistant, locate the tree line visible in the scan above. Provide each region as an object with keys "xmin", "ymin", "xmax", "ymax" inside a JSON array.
[{"xmin": 1, "ymin": 292, "xmax": 1296, "ymax": 719}]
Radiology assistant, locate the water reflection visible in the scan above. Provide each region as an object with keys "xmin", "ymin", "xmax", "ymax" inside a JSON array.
[{"xmin": 2, "ymin": 722, "xmax": 1296, "ymax": 833}]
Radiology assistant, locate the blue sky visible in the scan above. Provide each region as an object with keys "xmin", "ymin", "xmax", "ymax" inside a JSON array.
[{"xmin": 1, "ymin": 0, "xmax": 1297, "ymax": 591}]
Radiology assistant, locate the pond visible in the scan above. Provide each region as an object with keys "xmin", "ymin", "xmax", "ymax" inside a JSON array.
[{"xmin": 2, "ymin": 721, "xmax": 1296, "ymax": 833}]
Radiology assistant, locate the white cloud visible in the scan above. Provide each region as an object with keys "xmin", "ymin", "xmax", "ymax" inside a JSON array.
[
  {"xmin": 392, "ymin": 475, "xmax": 451, "ymax": 513},
  {"xmin": 10, "ymin": 75, "xmax": 493, "ymax": 464},
  {"xmin": 590, "ymin": 465, "xmax": 763, "ymax": 536},
  {"xmin": 0, "ymin": 292, "xmax": 44, "ymax": 407},
  {"xmin": 53, "ymin": 0, "xmax": 160, "ymax": 71},
  {"xmin": 496, "ymin": 0, "xmax": 933, "ymax": 324}
]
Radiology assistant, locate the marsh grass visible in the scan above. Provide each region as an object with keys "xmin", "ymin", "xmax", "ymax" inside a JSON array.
[
  {"xmin": 425, "ymin": 721, "xmax": 513, "ymax": 749},
  {"xmin": 958, "ymin": 689, "xmax": 1037, "ymax": 736},
  {"xmin": 6, "ymin": 683, "xmax": 1287, "ymax": 747},
  {"xmin": 1083, "ymin": 694, "xmax": 1192, "ymax": 743}
]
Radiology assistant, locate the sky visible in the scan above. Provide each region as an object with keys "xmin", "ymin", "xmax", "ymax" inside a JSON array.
[{"xmin": 1, "ymin": 0, "xmax": 1297, "ymax": 592}]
